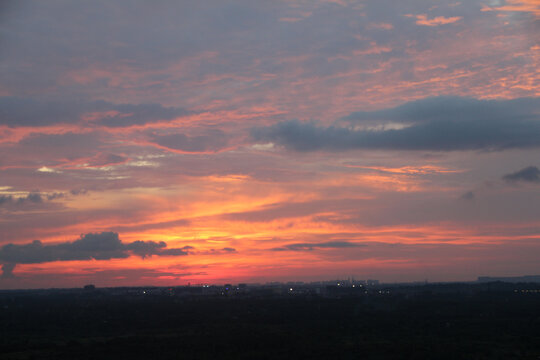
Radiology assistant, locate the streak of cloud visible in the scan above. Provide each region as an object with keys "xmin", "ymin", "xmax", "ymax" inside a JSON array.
[
  {"xmin": 272, "ymin": 241, "xmax": 363, "ymax": 251},
  {"xmin": 149, "ymin": 130, "xmax": 230, "ymax": 153},
  {"xmin": 0, "ymin": 97, "xmax": 188, "ymax": 127}
]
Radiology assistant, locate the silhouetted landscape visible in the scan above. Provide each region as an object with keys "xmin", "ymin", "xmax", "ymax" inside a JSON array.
[
  {"xmin": 2, "ymin": 1, "xmax": 540, "ymax": 358},
  {"xmin": 2, "ymin": 280, "xmax": 540, "ymax": 359}
]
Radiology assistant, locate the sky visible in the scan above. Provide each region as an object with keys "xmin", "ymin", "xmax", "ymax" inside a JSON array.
[{"xmin": 0, "ymin": 0, "xmax": 539, "ymax": 288}]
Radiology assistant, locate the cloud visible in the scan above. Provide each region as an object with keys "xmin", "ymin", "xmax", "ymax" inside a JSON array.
[
  {"xmin": 366, "ymin": 22, "xmax": 394, "ymax": 30},
  {"xmin": 70, "ymin": 189, "xmax": 88, "ymax": 195},
  {"xmin": 460, "ymin": 191, "xmax": 475, "ymax": 200},
  {"xmin": 123, "ymin": 240, "xmax": 166, "ymax": 258},
  {"xmin": 342, "ymin": 97, "xmax": 540, "ymax": 125},
  {"xmin": 253, "ymin": 97, "xmax": 540, "ymax": 152},
  {"xmin": 198, "ymin": 247, "xmax": 237, "ymax": 255},
  {"xmin": 0, "ymin": 232, "xmax": 190, "ymax": 277},
  {"xmin": 149, "ymin": 129, "xmax": 229, "ymax": 153},
  {"xmin": 126, "ymin": 241, "xmax": 193, "ymax": 258},
  {"xmin": 86, "ymin": 154, "xmax": 128, "ymax": 167},
  {"xmin": 503, "ymin": 166, "xmax": 540, "ymax": 183},
  {"xmin": 0, "ymin": 192, "xmax": 43, "ymax": 206},
  {"xmin": 0, "ymin": 191, "xmax": 71, "ymax": 209},
  {"xmin": 23, "ymin": 193, "xmax": 43, "ymax": 203},
  {"xmin": 17, "ymin": 132, "xmax": 105, "ymax": 160},
  {"xmin": 0, "ymin": 97, "xmax": 188, "ymax": 127},
  {"xmin": 1, "ymin": 263, "xmax": 15, "ymax": 278},
  {"xmin": 410, "ymin": 14, "xmax": 462, "ymax": 26},
  {"xmin": 223, "ymin": 199, "xmax": 360, "ymax": 222},
  {"xmin": 272, "ymin": 241, "xmax": 362, "ymax": 251},
  {"xmin": 482, "ymin": 0, "xmax": 540, "ymax": 18},
  {"xmin": 46, "ymin": 192, "xmax": 64, "ymax": 200}
]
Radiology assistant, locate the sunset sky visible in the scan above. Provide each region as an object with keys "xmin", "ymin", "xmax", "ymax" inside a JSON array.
[{"xmin": 1, "ymin": 0, "xmax": 539, "ymax": 288}]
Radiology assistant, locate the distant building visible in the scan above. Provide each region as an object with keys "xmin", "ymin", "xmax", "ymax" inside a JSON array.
[
  {"xmin": 477, "ymin": 275, "xmax": 540, "ymax": 283},
  {"xmin": 83, "ymin": 284, "xmax": 96, "ymax": 291}
]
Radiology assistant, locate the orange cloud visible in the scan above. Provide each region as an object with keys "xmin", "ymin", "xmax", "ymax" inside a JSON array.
[
  {"xmin": 482, "ymin": 0, "xmax": 540, "ymax": 18},
  {"xmin": 409, "ymin": 14, "xmax": 463, "ymax": 26}
]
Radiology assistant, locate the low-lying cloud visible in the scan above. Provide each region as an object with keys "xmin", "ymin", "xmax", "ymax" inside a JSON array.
[
  {"xmin": 0, "ymin": 232, "xmax": 192, "ymax": 277},
  {"xmin": 503, "ymin": 166, "xmax": 540, "ymax": 184},
  {"xmin": 0, "ymin": 263, "xmax": 16, "ymax": 278}
]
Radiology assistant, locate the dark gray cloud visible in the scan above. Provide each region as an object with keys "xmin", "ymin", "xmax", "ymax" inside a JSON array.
[
  {"xmin": 252, "ymin": 97, "xmax": 540, "ymax": 152},
  {"xmin": 460, "ymin": 191, "xmax": 475, "ymax": 200},
  {"xmin": 0, "ymin": 192, "xmax": 74, "ymax": 209},
  {"xmin": 126, "ymin": 240, "xmax": 193, "ymax": 258},
  {"xmin": 272, "ymin": 241, "xmax": 362, "ymax": 251},
  {"xmin": 199, "ymin": 247, "xmax": 237, "ymax": 255},
  {"xmin": 16, "ymin": 132, "xmax": 105, "ymax": 160},
  {"xmin": 0, "ymin": 193, "xmax": 43, "ymax": 206},
  {"xmin": 24, "ymin": 193, "xmax": 43, "ymax": 203},
  {"xmin": 97, "ymin": 103, "xmax": 188, "ymax": 127},
  {"xmin": 0, "ymin": 97, "xmax": 188, "ymax": 127},
  {"xmin": 342, "ymin": 97, "xmax": 540, "ymax": 125},
  {"xmin": 123, "ymin": 240, "xmax": 166, "ymax": 258},
  {"xmin": 0, "ymin": 191, "xmax": 84, "ymax": 211},
  {"xmin": 150, "ymin": 129, "xmax": 229, "ymax": 153},
  {"xmin": 503, "ymin": 166, "xmax": 540, "ymax": 184},
  {"xmin": 0, "ymin": 263, "xmax": 15, "ymax": 278},
  {"xmin": 0, "ymin": 232, "xmax": 190, "ymax": 277},
  {"xmin": 70, "ymin": 189, "xmax": 88, "ymax": 196},
  {"xmin": 87, "ymin": 154, "xmax": 128, "ymax": 167},
  {"xmin": 46, "ymin": 192, "xmax": 64, "ymax": 200}
]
